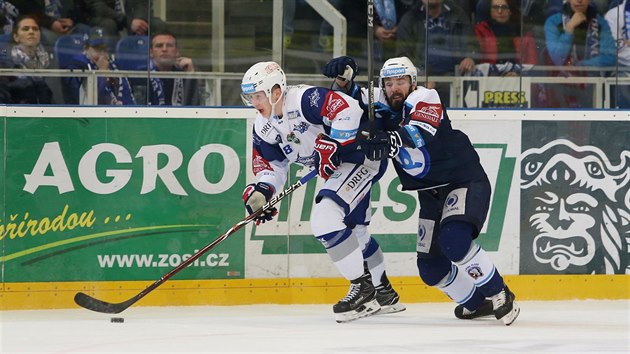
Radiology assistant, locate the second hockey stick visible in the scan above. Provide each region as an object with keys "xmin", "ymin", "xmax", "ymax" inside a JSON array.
[
  {"xmin": 74, "ymin": 168, "xmax": 319, "ymax": 314},
  {"xmin": 366, "ymin": 0, "xmax": 375, "ymax": 135}
]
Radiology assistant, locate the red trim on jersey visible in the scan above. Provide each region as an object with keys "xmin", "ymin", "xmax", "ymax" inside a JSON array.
[
  {"xmin": 252, "ymin": 149, "xmax": 273, "ymax": 175},
  {"xmin": 320, "ymin": 91, "xmax": 349, "ymax": 122}
]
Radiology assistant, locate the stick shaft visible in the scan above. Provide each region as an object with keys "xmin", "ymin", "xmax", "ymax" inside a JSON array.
[
  {"xmin": 74, "ymin": 169, "xmax": 318, "ymax": 314},
  {"xmin": 366, "ymin": 0, "xmax": 375, "ymax": 135}
]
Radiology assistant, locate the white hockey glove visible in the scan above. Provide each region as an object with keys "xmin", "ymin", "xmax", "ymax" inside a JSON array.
[{"xmin": 242, "ymin": 182, "xmax": 277, "ymax": 225}]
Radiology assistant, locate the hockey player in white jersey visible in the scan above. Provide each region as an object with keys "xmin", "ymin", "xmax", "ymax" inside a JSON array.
[
  {"xmin": 240, "ymin": 61, "xmax": 405, "ymax": 322},
  {"xmin": 323, "ymin": 56, "xmax": 520, "ymax": 325}
]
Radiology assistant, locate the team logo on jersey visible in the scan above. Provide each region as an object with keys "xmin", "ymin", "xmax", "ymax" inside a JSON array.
[
  {"xmin": 309, "ymin": 90, "xmax": 320, "ymax": 107},
  {"xmin": 521, "ymin": 138, "xmax": 630, "ymax": 274},
  {"xmin": 293, "ymin": 121, "xmax": 309, "ymax": 134},
  {"xmin": 286, "ymin": 132, "xmax": 300, "ymax": 144},
  {"xmin": 397, "ymin": 147, "xmax": 430, "ymax": 178},
  {"xmin": 252, "ymin": 149, "xmax": 273, "ymax": 175},
  {"xmin": 321, "ymin": 91, "xmax": 349, "ymax": 122},
  {"xmin": 410, "ymin": 102, "xmax": 442, "ymax": 129},
  {"xmin": 287, "ymin": 110, "xmax": 301, "ymax": 119},
  {"xmin": 295, "ymin": 152, "xmax": 317, "ymax": 167}
]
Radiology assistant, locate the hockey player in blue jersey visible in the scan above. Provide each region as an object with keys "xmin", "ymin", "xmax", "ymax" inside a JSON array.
[
  {"xmin": 323, "ymin": 56, "xmax": 520, "ymax": 325},
  {"xmin": 240, "ymin": 61, "xmax": 405, "ymax": 322}
]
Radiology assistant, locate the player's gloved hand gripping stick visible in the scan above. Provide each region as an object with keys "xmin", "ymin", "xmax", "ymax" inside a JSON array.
[{"xmin": 74, "ymin": 169, "xmax": 318, "ymax": 314}]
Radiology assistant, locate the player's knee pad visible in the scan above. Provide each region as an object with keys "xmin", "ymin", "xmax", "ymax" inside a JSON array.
[
  {"xmin": 311, "ymin": 197, "xmax": 346, "ymax": 236},
  {"xmin": 416, "ymin": 254, "xmax": 452, "ymax": 287},
  {"xmin": 439, "ymin": 220, "xmax": 474, "ymax": 263}
]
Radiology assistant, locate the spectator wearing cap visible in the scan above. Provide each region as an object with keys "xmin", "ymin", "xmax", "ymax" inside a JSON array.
[
  {"xmin": 62, "ymin": 26, "xmax": 135, "ymax": 105},
  {"xmin": 145, "ymin": 31, "xmax": 200, "ymax": 106}
]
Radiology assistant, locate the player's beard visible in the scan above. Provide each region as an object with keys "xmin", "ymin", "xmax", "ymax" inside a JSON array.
[{"xmin": 386, "ymin": 87, "xmax": 413, "ymax": 112}]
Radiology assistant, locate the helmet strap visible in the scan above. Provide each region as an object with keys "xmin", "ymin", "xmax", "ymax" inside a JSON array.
[{"xmin": 269, "ymin": 89, "xmax": 285, "ymax": 117}]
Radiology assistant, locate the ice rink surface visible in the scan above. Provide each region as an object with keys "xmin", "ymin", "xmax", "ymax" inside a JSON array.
[{"xmin": 1, "ymin": 300, "xmax": 628, "ymax": 353}]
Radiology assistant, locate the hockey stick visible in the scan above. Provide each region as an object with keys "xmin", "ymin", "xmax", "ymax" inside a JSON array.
[
  {"xmin": 366, "ymin": 0, "xmax": 375, "ymax": 137},
  {"xmin": 74, "ymin": 169, "xmax": 319, "ymax": 314}
]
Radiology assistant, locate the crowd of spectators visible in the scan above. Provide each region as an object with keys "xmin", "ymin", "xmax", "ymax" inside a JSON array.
[
  {"xmin": 0, "ymin": 0, "xmax": 629, "ymax": 107},
  {"xmin": 0, "ymin": 0, "xmax": 201, "ymax": 105}
]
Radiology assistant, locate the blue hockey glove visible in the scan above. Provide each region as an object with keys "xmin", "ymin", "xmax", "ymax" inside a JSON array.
[
  {"xmin": 360, "ymin": 130, "xmax": 403, "ymax": 161},
  {"xmin": 242, "ymin": 182, "xmax": 278, "ymax": 225},
  {"xmin": 314, "ymin": 134, "xmax": 341, "ymax": 179},
  {"xmin": 322, "ymin": 56, "xmax": 358, "ymax": 81}
]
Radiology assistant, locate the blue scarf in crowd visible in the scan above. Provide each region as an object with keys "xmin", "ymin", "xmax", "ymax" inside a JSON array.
[
  {"xmin": 373, "ymin": 0, "xmax": 396, "ymax": 30},
  {"xmin": 562, "ymin": 3, "xmax": 599, "ymax": 63},
  {"xmin": 562, "ymin": 7, "xmax": 600, "ymax": 62},
  {"xmin": 87, "ymin": 58, "xmax": 135, "ymax": 105},
  {"xmin": 148, "ymin": 60, "xmax": 184, "ymax": 106}
]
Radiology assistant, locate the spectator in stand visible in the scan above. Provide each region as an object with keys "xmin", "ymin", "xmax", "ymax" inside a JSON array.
[
  {"xmin": 372, "ymin": 0, "xmax": 416, "ymax": 65},
  {"xmin": 63, "ymin": 26, "xmax": 135, "ymax": 105},
  {"xmin": 543, "ymin": 0, "xmax": 615, "ymax": 107},
  {"xmin": 8, "ymin": 15, "xmax": 53, "ymax": 103},
  {"xmin": 604, "ymin": 0, "xmax": 630, "ymax": 107},
  {"xmin": 146, "ymin": 31, "xmax": 200, "ymax": 106},
  {"xmin": 11, "ymin": 0, "xmax": 90, "ymax": 46},
  {"xmin": 319, "ymin": 0, "xmax": 414, "ymax": 67},
  {"xmin": 474, "ymin": 0, "xmax": 538, "ymax": 74},
  {"xmin": 79, "ymin": 0, "xmax": 167, "ymax": 49},
  {"xmin": 547, "ymin": 0, "xmax": 612, "ymax": 16},
  {"xmin": 0, "ymin": 0, "xmax": 18, "ymax": 35},
  {"xmin": 396, "ymin": 0, "xmax": 478, "ymax": 105}
]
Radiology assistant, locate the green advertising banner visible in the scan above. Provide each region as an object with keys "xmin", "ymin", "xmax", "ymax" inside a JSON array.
[
  {"xmin": 1, "ymin": 116, "xmax": 247, "ymax": 282},
  {"xmin": 520, "ymin": 120, "xmax": 630, "ymax": 275}
]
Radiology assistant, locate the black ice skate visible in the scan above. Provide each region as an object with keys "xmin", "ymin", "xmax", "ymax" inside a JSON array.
[
  {"xmin": 454, "ymin": 299, "xmax": 494, "ymax": 320},
  {"xmin": 333, "ymin": 273, "xmax": 380, "ymax": 323},
  {"xmin": 374, "ymin": 273, "xmax": 406, "ymax": 315},
  {"xmin": 491, "ymin": 285, "xmax": 520, "ymax": 325}
]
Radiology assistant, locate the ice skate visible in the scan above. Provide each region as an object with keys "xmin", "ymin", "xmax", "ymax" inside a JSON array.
[
  {"xmin": 491, "ymin": 285, "xmax": 520, "ymax": 325},
  {"xmin": 374, "ymin": 273, "xmax": 406, "ymax": 315},
  {"xmin": 333, "ymin": 273, "xmax": 380, "ymax": 323},
  {"xmin": 454, "ymin": 299, "xmax": 493, "ymax": 319}
]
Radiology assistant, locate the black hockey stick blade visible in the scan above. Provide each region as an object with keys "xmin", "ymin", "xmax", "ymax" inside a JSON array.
[
  {"xmin": 73, "ymin": 169, "xmax": 318, "ymax": 314},
  {"xmin": 74, "ymin": 292, "xmax": 135, "ymax": 314}
]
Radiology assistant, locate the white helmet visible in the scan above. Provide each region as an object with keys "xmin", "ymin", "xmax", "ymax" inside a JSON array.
[
  {"xmin": 379, "ymin": 56, "xmax": 417, "ymax": 88},
  {"xmin": 241, "ymin": 61, "xmax": 287, "ymax": 105}
]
